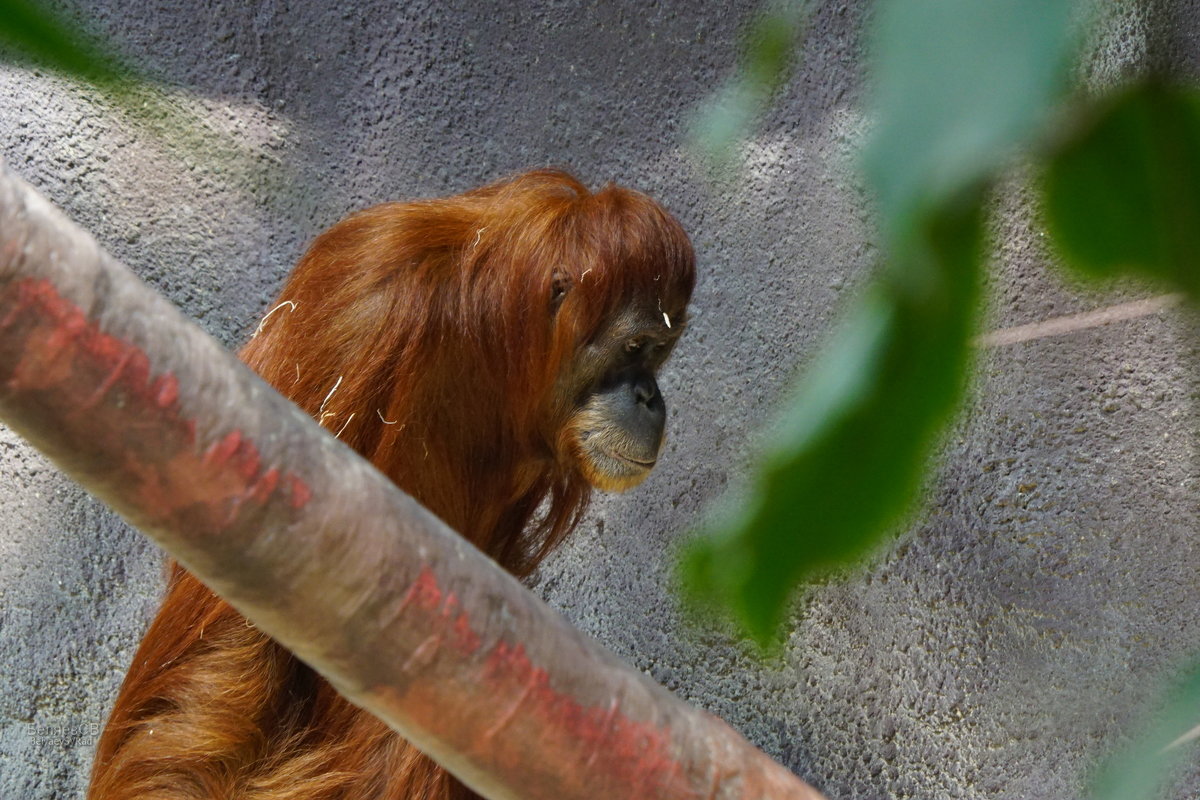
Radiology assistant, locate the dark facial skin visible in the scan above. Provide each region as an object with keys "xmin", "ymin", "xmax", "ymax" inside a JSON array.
[{"xmin": 562, "ymin": 302, "xmax": 687, "ymax": 492}]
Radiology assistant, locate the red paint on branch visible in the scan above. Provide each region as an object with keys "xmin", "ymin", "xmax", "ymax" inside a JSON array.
[
  {"xmin": 0, "ymin": 277, "xmax": 310, "ymax": 529},
  {"xmin": 368, "ymin": 540, "xmax": 822, "ymax": 799},
  {"xmin": 385, "ymin": 566, "xmax": 710, "ymax": 799},
  {"xmin": 401, "ymin": 566, "xmax": 482, "ymax": 655},
  {"xmin": 483, "ymin": 638, "xmax": 687, "ymax": 795}
]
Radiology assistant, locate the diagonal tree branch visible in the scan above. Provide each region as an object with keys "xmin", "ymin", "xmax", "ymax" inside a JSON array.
[{"xmin": 0, "ymin": 159, "xmax": 826, "ymax": 800}]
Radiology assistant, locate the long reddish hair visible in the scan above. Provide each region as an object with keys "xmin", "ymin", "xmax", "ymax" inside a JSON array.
[
  {"xmin": 90, "ymin": 169, "xmax": 694, "ymax": 800},
  {"xmin": 242, "ymin": 169, "xmax": 692, "ymax": 572}
]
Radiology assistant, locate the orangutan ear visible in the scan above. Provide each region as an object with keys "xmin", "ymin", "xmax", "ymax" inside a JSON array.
[{"xmin": 550, "ymin": 269, "xmax": 572, "ymax": 313}]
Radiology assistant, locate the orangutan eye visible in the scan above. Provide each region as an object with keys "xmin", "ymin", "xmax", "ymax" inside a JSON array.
[{"xmin": 550, "ymin": 270, "xmax": 571, "ymax": 312}]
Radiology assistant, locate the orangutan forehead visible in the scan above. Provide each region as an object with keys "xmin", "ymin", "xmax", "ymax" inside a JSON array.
[
  {"xmin": 600, "ymin": 302, "xmax": 688, "ymax": 342},
  {"xmin": 566, "ymin": 267, "xmax": 688, "ymax": 323}
]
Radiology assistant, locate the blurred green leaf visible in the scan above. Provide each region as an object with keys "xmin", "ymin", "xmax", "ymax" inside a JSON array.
[
  {"xmin": 1091, "ymin": 659, "xmax": 1200, "ymax": 800},
  {"xmin": 0, "ymin": 0, "xmax": 128, "ymax": 85},
  {"xmin": 0, "ymin": 0, "xmax": 285, "ymax": 203},
  {"xmin": 1044, "ymin": 81, "xmax": 1200, "ymax": 299},
  {"xmin": 742, "ymin": 2, "xmax": 804, "ymax": 96},
  {"xmin": 691, "ymin": 1, "xmax": 810, "ymax": 171},
  {"xmin": 683, "ymin": 0, "xmax": 1083, "ymax": 644},
  {"xmin": 863, "ymin": 0, "xmax": 1076, "ymax": 238},
  {"xmin": 681, "ymin": 194, "xmax": 984, "ymax": 643}
]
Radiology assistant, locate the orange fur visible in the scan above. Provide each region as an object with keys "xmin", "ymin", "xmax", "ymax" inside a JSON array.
[{"xmin": 89, "ymin": 170, "xmax": 694, "ymax": 800}]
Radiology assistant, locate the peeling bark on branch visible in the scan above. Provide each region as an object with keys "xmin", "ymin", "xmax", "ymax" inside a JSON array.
[{"xmin": 0, "ymin": 160, "xmax": 826, "ymax": 800}]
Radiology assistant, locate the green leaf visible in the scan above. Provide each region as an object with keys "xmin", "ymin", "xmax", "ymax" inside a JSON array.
[
  {"xmin": 1091, "ymin": 659, "xmax": 1200, "ymax": 800},
  {"xmin": 690, "ymin": 1, "xmax": 810, "ymax": 171},
  {"xmin": 742, "ymin": 2, "xmax": 804, "ymax": 96},
  {"xmin": 682, "ymin": 0, "xmax": 1081, "ymax": 644},
  {"xmin": 1043, "ymin": 82, "xmax": 1200, "ymax": 299},
  {"xmin": 681, "ymin": 194, "xmax": 985, "ymax": 643},
  {"xmin": 0, "ymin": 1, "xmax": 283, "ymax": 200},
  {"xmin": 863, "ymin": 0, "xmax": 1077, "ymax": 238},
  {"xmin": 0, "ymin": 0, "xmax": 128, "ymax": 85}
]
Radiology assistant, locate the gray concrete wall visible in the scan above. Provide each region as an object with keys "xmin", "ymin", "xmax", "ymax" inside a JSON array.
[{"xmin": 1, "ymin": 1, "xmax": 1197, "ymax": 798}]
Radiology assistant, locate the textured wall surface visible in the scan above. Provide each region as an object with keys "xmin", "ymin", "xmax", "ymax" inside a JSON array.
[{"xmin": 1, "ymin": 1, "xmax": 1198, "ymax": 798}]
